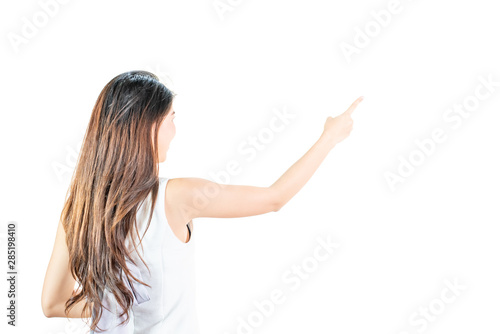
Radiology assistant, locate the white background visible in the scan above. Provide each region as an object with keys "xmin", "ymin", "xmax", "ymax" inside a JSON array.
[{"xmin": 1, "ymin": 0, "xmax": 499, "ymax": 333}]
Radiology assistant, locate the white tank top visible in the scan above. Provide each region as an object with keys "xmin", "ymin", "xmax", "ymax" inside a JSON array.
[{"xmin": 90, "ymin": 177, "xmax": 200, "ymax": 333}]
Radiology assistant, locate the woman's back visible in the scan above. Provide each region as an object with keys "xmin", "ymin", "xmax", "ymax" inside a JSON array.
[{"xmin": 90, "ymin": 177, "xmax": 200, "ymax": 333}]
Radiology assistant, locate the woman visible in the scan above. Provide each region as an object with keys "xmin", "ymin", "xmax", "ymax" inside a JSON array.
[{"xmin": 41, "ymin": 70, "xmax": 363, "ymax": 333}]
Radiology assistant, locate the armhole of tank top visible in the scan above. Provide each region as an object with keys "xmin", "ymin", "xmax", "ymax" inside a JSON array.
[
  {"xmin": 161, "ymin": 177, "xmax": 170, "ymax": 218},
  {"xmin": 161, "ymin": 177, "xmax": 178, "ymax": 239},
  {"xmin": 162, "ymin": 177, "xmax": 193, "ymax": 244}
]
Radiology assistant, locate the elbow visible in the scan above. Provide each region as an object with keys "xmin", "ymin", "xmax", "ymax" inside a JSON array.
[
  {"xmin": 42, "ymin": 304, "xmax": 54, "ymax": 318},
  {"xmin": 272, "ymin": 199, "xmax": 284, "ymax": 212},
  {"xmin": 270, "ymin": 188, "xmax": 284, "ymax": 212},
  {"xmin": 41, "ymin": 296, "xmax": 57, "ymax": 318}
]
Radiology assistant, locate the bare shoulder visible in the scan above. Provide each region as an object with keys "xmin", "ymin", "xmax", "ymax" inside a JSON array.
[
  {"xmin": 163, "ymin": 178, "xmax": 198, "ymax": 242},
  {"xmin": 163, "ymin": 178, "xmax": 196, "ymax": 226},
  {"xmin": 163, "ymin": 178, "xmax": 193, "ymax": 206}
]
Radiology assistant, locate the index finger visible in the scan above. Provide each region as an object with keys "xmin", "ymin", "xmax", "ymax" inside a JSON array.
[{"xmin": 344, "ymin": 96, "xmax": 364, "ymax": 115}]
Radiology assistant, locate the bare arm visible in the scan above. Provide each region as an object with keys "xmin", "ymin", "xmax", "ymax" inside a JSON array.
[
  {"xmin": 271, "ymin": 96, "xmax": 363, "ymax": 209},
  {"xmin": 41, "ymin": 219, "xmax": 91, "ymax": 318},
  {"xmin": 270, "ymin": 132, "xmax": 333, "ymax": 210},
  {"xmin": 171, "ymin": 97, "xmax": 363, "ymax": 219},
  {"xmin": 166, "ymin": 177, "xmax": 279, "ymax": 219}
]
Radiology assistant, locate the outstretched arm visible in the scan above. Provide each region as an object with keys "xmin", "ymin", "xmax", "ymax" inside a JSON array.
[
  {"xmin": 270, "ymin": 130, "xmax": 335, "ymax": 211},
  {"xmin": 172, "ymin": 97, "xmax": 363, "ymax": 220},
  {"xmin": 270, "ymin": 96, "xmax": 364, "ymax": 209}
]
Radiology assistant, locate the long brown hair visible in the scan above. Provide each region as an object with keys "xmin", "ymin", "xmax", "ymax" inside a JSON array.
[{"xmin": 60, "ymin": 70, "xmax": 175, "ymax": 332}]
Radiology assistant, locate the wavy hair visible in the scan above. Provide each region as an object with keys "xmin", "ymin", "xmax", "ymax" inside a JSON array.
[{"xmin": 59, "ymin": 70, "xmax": 175, "ymax": 332}]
